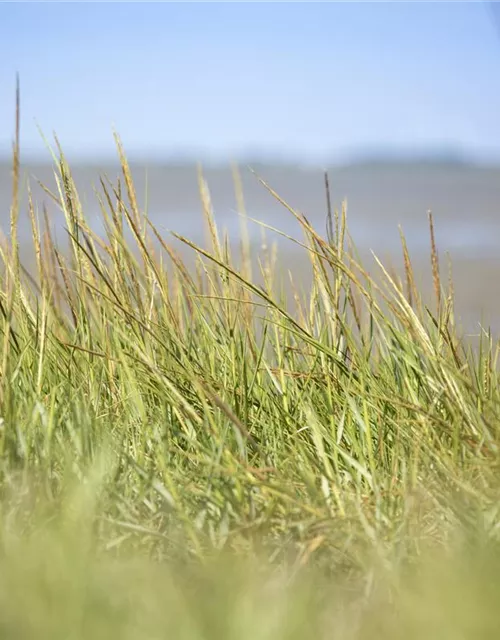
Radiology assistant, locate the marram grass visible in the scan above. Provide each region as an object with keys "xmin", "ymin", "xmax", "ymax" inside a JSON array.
[{"xmin": 0, "ymin": 126, "xmax": 499, "ymax": 637}]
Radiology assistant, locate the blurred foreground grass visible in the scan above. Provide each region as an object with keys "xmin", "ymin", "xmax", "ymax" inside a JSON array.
[{"xmin": 0, "ymin": 118, "xmax": 499, "ymax": 637}]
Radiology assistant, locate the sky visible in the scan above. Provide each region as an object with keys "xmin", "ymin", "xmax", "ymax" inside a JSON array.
[{"xmin": 1, "ymin": 1, "xmax": 500, "ymax": 163}]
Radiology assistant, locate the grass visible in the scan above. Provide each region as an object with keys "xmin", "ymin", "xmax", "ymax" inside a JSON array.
[{"xmin": 0, "ymin": 109, "xmax": 500, "ymax": 636}]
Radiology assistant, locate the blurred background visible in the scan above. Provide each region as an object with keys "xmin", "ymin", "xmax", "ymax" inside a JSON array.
[{"xmin": 1, "ymin": 2, "xmax": 500, "ymax": 331}]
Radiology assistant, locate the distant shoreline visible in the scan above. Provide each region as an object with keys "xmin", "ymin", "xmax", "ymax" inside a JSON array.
[{"xmin": 1, "ymin": 155, "xmax": 500, "ymax": 172}]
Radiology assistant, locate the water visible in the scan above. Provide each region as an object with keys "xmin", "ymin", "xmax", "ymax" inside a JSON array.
[{"xmin": 1, "ymin": 159, "xmax": 500, "ymax": 332}]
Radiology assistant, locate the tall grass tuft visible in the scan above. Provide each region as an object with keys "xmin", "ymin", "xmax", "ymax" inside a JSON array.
[{"xmin": 0, "ymin": 128, "xmax": 499, "ymax": 637}]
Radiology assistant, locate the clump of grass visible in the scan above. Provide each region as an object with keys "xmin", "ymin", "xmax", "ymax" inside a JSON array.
[{"xmin": 0, "ymin": 117, "xmax": 499, "ymax": 636}]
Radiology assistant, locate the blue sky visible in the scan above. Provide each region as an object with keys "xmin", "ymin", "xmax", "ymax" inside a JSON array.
[{"xmin": 1, "ymin": 2, "xmax": 500, "ymax": 163}]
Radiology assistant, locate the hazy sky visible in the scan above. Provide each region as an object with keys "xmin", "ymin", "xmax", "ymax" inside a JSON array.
[{"xmin": 1, "ymin": 2, "xmax": 500, "ymax": 162}]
